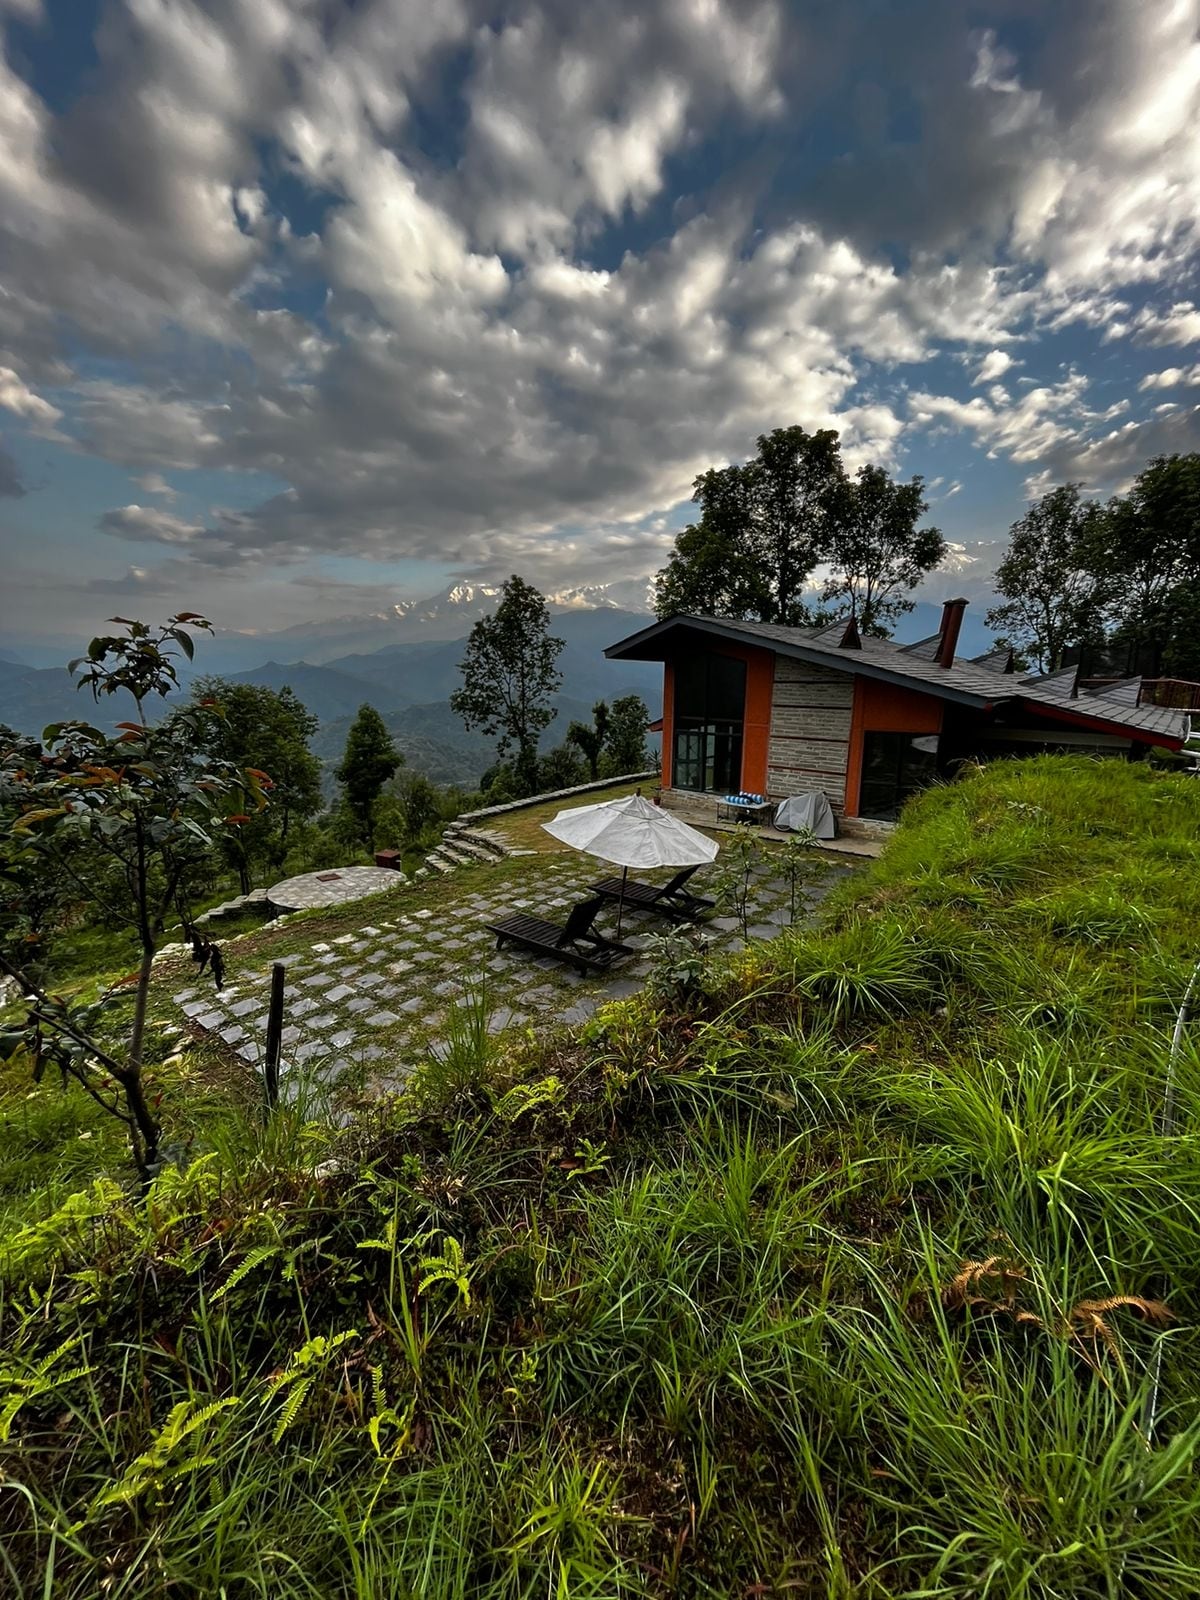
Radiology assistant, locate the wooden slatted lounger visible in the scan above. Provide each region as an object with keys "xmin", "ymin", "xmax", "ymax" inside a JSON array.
[
  {"xmin": 486, "ymin": 895, "xmax": 634, "ymax": 974},
  {"xmin": 586, "ymin": 864, "xmax": 715, "ymax": 922}
]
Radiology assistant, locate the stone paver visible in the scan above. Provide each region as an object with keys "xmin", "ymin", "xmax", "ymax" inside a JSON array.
[{"xmin": 173, "ymin": 847, "xmax": 849, "ymax": 1104}]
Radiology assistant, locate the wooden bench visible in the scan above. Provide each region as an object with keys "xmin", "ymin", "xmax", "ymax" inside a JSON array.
[{"xmin": 487, "ymin": 895, "xmax": 634, "ymax": 974}]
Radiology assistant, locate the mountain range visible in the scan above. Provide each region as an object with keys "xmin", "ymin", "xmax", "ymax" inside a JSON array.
[{"xmin": 0, "ymin": 584, "xmax": 997, "ymax": 787}]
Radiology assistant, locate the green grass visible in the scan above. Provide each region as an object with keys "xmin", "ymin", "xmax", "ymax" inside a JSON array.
[
  {"xmin": 487, "ymin": 778, "xmax": 653, "ymax": 852},
  {"xmin": 2, "ymin": 756, "xmax": 1200, "ymax": 1597}
]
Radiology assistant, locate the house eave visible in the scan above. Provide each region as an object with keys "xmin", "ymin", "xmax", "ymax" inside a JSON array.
[
  {"xmin": 606, "ymin": 614, "xmax": 995, "ymax": 711},
  {"xmin": 1015, "ymin": 697, "xmax": 1187, "ymax": 750}
]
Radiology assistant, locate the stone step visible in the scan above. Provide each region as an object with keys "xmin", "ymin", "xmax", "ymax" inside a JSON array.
[
  {"xmin": 452, "ymin": 827, "xmax": 509, "ymax": 859},
  {"xmin": 443, "ymin": 836, "xmax": 499, "ymax": 864},
  {"xmin": 425, "ymin": 850, "xmax": 456, "ymax": 873},
  {"xmin": 437, "ymin": 844, "xmax": 480, "ymax": 868}
]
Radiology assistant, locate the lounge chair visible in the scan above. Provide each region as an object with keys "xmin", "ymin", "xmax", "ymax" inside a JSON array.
[
  {"xmin": 586, "ymin": 864, "xmax": 715, "ymax": 922},
  {"xmin": 486, "ymin": 895, "xmax": 634, "ymax": 974}
]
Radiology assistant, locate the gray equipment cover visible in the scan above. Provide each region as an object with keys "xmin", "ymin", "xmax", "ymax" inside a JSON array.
[{"xmin": 774, "ymin": 792, "xmax": 836, "ymax": 839}]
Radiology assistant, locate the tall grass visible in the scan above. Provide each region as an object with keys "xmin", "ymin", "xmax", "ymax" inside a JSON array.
[{"xmin": 2, "ymin": 756, "xmax": 1199, "ymax": 1596}]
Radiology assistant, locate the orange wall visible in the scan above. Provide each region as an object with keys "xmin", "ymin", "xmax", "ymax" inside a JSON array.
[
  {"xmin": 844, "ymin": 677, "xmax": 944, "ymax": 815},
  {"xmin": 661, "ymin": 660, "xmax": 675, "ymax": 787},
  {"xmin": 659, "ymin": 643, "xmax": 774, "ymax": 793}
]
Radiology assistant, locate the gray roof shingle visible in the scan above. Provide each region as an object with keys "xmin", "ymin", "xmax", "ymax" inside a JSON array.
[{"xmin": 605, "ymin": 614, "xmax": 1191, "ymax": 744}]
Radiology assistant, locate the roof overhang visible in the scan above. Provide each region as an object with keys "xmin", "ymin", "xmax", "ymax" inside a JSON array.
[
  {"xmin": 606, "ymin": 614, "xmax": 995, "ymax": 711},
  {"xmin": 1016, "ymin": 697, "xmax": 1188, "ymax": 750}
]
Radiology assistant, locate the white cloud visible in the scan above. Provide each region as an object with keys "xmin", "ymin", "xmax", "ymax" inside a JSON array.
[
  {"xmin": 0, "ymin": 364, "xmax": 61, "ymax": 426},
  {"xmin": 1138, "ymin": 364, "xmax": 1200, "ymax": 389},
  {"xmin": 1124, "ymin": 302, "xmax": 1200, "ymax": 347},
  {"xmin": 4, "ymin": 0, "xmax": 1200, "ymax": 633},
  {"xmin": 99, "ymin": 505, "xmax": 206, "ymax": 544},
  {"xmin": 133, "ymin": 471, "xmax": 178, "ymax": 500},
  {"xmin": 972, "ymin": 349, "xmax": 1014, "ymax": 384}
]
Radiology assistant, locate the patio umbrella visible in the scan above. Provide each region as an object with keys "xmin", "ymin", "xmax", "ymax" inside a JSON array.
[{"xmin": 542, "ymin": 793, "xmax": 718, "ymax": 935}]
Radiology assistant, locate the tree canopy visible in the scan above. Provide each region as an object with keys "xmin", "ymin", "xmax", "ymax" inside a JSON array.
[
  {"xmin": 984, "ymin": 484, "xmax": 1111, "ymax": 675},
  {"xmin": 566, "ymin": 701, "xmax": 610, "ymax": 781},
  {"xmin": 984, "ymin": 456, "xmax": 1200, "ymax": 681},
  {"xmin": 654, "ymin": 426, "xmax": 942, "ymax": 633},
  {"xmin": 601, "ymin": 694, "xmax": 651, "ymax": 777},
  {"xmin": 336, "ymin": 704, "xmax": 400, "ymax": 852},
  {"xmin": 822, "ymin": 465, "xmax": 946, "ymax": 636},
  {"xmin": 450, "ymin": 575, "xmax": 564, "ymax": 794},
  {"xmin": 189, "ymin": 678, "xmax": 322, "ymax": 890}
]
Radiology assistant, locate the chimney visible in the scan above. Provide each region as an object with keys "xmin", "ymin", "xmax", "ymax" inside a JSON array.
[{"xmin": 936, "ymin": 598, "xmax": 968, "ymax": 668}]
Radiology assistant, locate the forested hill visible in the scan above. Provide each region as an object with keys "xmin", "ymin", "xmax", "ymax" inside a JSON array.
[{"xmin": 0, "ymin": 610, "xmax": 662, "ymax": 787}]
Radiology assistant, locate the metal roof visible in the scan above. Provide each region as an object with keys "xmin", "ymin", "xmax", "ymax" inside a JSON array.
[{"xmin": 605, "ymin": 613, "xmax": 1191, "ymax": 746}]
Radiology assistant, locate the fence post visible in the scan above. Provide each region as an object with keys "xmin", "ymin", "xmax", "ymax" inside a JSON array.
[{"xmin": 263, "ymin": 961, "xmax": 285, "ymax": 1114}]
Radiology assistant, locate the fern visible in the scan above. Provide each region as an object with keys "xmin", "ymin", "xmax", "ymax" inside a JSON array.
[
  {"xmin": 0, "ymin": 1335, "xmax": 93, "ymax": 1442},
  {"xmin": 261, "ymin": 1328, "xmax": 360, "ymax": 1443},
  {"xmin": 211, "ymin": 1243, "xmax": 283, "ymax": 1302},
  {"xmin": 88, "ymin": 1396, "xmax": 241, "ymax": 1514}
]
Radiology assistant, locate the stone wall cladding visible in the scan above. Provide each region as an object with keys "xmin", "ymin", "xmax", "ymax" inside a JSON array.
[{"xmin": 767, "ymin": 657, "xmax": 853, "ymax": 812}]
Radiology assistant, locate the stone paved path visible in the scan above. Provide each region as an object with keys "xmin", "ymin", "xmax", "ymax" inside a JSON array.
[{"xmin": 170, "ymin": 853, "xmax": 848, "ymax": 1105}]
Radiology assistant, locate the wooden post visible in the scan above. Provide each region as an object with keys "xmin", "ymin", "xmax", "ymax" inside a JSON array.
[{"xmin": 263, "ymin": 961, "xmax": 285, "ymax": 1114}]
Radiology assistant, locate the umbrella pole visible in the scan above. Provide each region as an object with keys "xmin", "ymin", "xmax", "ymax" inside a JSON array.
[{"xmin": 616, "ymin": 865, "xmax": 628, "ymax": 939}]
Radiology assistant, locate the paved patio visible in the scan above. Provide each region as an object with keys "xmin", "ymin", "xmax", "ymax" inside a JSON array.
[{"xmin": 167, "ymin": 849, "xmax": 854, "ymax": 1106}]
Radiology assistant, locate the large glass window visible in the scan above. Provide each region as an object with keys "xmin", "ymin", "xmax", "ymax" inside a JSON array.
[
  {"xmin": 858, "ymin": 731, "xmax": 939, "ymax": 820},
  {"xmin": 672, "ymin": 653, "xmax": 746, "ymax": 793}
]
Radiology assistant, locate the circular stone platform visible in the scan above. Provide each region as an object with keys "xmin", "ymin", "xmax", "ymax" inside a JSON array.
[{"xmin": 267, "ymin": 865, "xmax": 405, "ymax": 914}]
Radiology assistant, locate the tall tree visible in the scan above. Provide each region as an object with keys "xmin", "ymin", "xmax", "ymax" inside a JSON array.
[
  {"xmin": 450, "ymin": 575, "xmax": 564, "ymax": 794},
  {"xmin": 654, "ymin": 426, "xmax": 845, "ymax": 624},
  {"xmin": 1101, "ymin": 454, "xmax": 1200, "ymax": 676},
  {"xmin": 0, "ymin": 616, "xmax": 262, "ymax": 1179},
  {"xmin": 984, "ymin": 485, "xmax": 1112, "ymax": 675},
  {"xmin": 822, "ymin": 465, "xmax": 945, "ymax": 636},
  {"xmin": 189, "ymin": 679, "xmax": 322, "ymax": 890},
  {"xmin": 566, "ymin": 700, "xmax": 609, "ymax": 781},
  {"xmin": 336, "ymin": 705, "xmax": 400, "ymax": 852},
  {"xmin": 601, "ymin": 694, "xmax": 651, "ymax": 776}
]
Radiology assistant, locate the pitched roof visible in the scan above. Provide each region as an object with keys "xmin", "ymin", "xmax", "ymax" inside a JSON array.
[{"xmin": 605, "ymin": 614, "xmax": 1191, "ymax": 746}]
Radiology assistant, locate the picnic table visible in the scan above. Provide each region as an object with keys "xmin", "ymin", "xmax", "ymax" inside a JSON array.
[{"xmin": 716, "ymin": 794, "xmax": 774, "ymax": 826}]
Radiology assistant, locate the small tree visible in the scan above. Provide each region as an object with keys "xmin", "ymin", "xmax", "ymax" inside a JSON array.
[
  {"xmin": 0, "ymin": 616, "xmax": 265, "ymax": 1180},
  {"xmin": 396, "ymin": 772, "xmax": 443, "ymax": 843},
  {"xmin": 450, "ymin": 575, "xmax": 564, "ymax": 795},
  {"xmin": 567, "ymin": 701, "xmax": 609, "ymax": 781},
  {"xmin": 822, "ymin": 466, "xmax": 945, "ymax": 636},
  {"xmin": 537, "ymin": 743, "xmax": 587, "ymax": 791},
  {"xmin": 336, "ymin": 705, "xmax": 400, "ymax": 852},
  {"xmin": 600, "ymin": 694, "xmax": 651, "ymax": 777},
  {"xmin": 779, "ymin": 828, "xmax": 821, "ymax": 924},
  {"xmin": 985, "ymin": 485, "xmax": 1112, "ymax": 675},
  {"xmin": 189, "ymin": 678, "xmax": 322, "ymax": 890}
]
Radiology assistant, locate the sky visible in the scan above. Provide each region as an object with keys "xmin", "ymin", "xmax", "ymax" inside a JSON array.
[{"xmin": 1, "ymin": 0, "xmax": 1199, "ymax": 647}]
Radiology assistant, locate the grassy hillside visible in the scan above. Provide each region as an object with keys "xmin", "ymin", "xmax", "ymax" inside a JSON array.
[{"xmin": 2, "ymin": 757, "xmax": 1199, "ymax": 1597}]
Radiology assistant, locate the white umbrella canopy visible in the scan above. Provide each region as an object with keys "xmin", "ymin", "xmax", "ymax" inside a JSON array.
[
  {"xmin": 542, "ymin": 793, "xmax": 718, "ymax": 867},
  {"xmin": 542, "ymin": 794, "xmax": 718, "ymax": 933}
]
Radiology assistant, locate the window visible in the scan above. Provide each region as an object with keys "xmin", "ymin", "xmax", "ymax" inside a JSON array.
[
  {"xmin": 672, "ymin": 653, "xmax": 746, "ymax": 793},
  {"xmin": 858, "ymin": 731, "xmax": 939, "ymax": 820}
]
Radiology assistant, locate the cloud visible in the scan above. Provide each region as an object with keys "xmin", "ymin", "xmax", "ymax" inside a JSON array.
[
  {"xmin": 0, "ymin": 365, "xmax": 61, "ymax": 427},
  {"xmin": 133, "ymin": 471, "xmax": 178, "ymax": 499},
  {"xmin": 1122, "ymin": 302, "xmax": 1200, "ymax": 347},
  {"xmin": 972, "ymin": 349, "xmax": 1014, "ymax": 384},
  {"xmin": 84, "ymin": 565, "xmax": 165, "ymax": 595},
  {"xmin": 1138, "ymin": 365, "xmax": 1200, "ymax": 390},
  {"xmin": 99, "ymin": 504, "xmax": 206, "ymax": 544},
  {"xmin": 3, "ymin": 0, "xmax": 1200, "ymax": 631}
]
